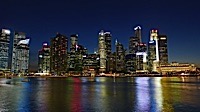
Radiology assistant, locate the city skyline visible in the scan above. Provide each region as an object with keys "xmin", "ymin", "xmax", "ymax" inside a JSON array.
[{"xmin": 1, "ymin": 0, "xmax": 200, "ymax": 71}]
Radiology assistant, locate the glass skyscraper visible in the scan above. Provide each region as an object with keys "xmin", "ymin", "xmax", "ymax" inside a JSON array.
[
  {"xmin": 11, "ymin": 32, "xmax": 30, "ymax": 74},
  {"xmin": 0, "ymin": 29, "xmax": 11, "ymax": 71},
  {"xmin": 50, "ymin": 33, "xmax": 68, "ymax": 75},
  {"xmin": 38, "ymin": 43, "xmax": 50, "ymax": 73}
]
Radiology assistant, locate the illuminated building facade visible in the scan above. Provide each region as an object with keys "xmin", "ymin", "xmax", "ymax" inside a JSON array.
[
  {"xmin": 74, "ymin": 44, "xmax": 87, "ymax": 72},
  {"xmin": 98, "ymin": 30, "xmax": 106, "ymax": 72},
  {"xmin": 82, "ymin": 54, "xmax": 99, "ymax": 76},
  {"xmin": 134, "ymin": 26, "xmax": 142, "ymax": 43},
  {"xmin": 50, "ymin": 33, "xmax": 67, "ymax": 75},
  {"xmin": 159, "ymin": 62, "xmax": 197, "ymax": 74},
  {"xmin": 69, "ymin": 34, "xmax": 78, "ymax": 69},
  {"xmin": 125, "ymin": 53, "xmax": 136, "ymax": 73},
  {"xmin": 116, "ymin": 40, "xmax": 125, "ymax": 72},
  {"xmin": 104, "ymin": 32, "xmax": 113, "ymax": 72},
  {"xmin": 0, "ymin": 29, "xmax": 11, "ymax": 71},
  {"xmin": 148, "ymin": 30, "xmax": 159, "ymax": 72},
  {"xmin": 129, "ymin": 36, "xmax": 139, "ymax": 54},
  {"xmin": 158, "ymin": 35, "xmax": 168, "ymax": 65},
  {"xmin": 38, "ymin": 43, "xmax": 50, "ymax": 73},
  {"xmin": 107, "ymin": 53, "xmax": 115, "ymax": 73},
  {"xmin": 11, "ymin": 32, "xmax": 30, "ymax": 74},
  {"xmin": 68, "ymin": 34, "xmax": 88, "ymax": 73},
  {"xmin": 70, "ymin": 34, "xmax": 78, "ymax": 53},
  {"xmin": 136, "ymin": 43, "xmax": 148, "ymax": 72}
]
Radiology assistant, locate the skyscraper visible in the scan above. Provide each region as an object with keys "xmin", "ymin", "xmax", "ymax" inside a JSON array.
[
  {"xmin": 50, "ymin": 33, "xmax": 68, "ymax": 75},
  {"xmin": 136, "ymin": 43, "xmax": 148, "ymax": 72},
  {"xmin": 148, "ymin": 29, "xmax": 159, "ymax": 72},
  {"xmin": 38, "ymin": 43, "xmax": 50, "ymax": 73},
  {"xmin": 98, "ymin": 30, "xmax": 106, "ymax": 72},
  {"xmin": 158, "ymin": 35, "xmax": 168, "ymax": 65},
  {"xmin": 105, "ymin": 32, "xmax": 111, "ymax": 56},
  {"xmin": 129, "ymin": 36, "xmax": 139, "ymax": 54},
  {"xmin": 11, "ymin": 32, "xmax": 30, "ymax": 74},
  {"xmin": 70, "ymin": 34, "xmax": 78, "ymax": 53},
  {"xmin": 0, "ymin": 29, "xmax": 11, "ymax": 71},
  {"xmin": 134, "ymin": 26, "xmax": 142, "ymax": 43},
  {"xmin": 125, "ymin": 53, "xmax": 136, "ymax": 73},
  {"xmin": 115, "ymin": 40, "xmax": 125, "ymax": 72},
  {"xmin": 104, "ymin": 32, "xmax": 112, "ymax": 72},
  {"xmin": 69, "ymin": 34, "xmax": 78, "ymax": 70}
]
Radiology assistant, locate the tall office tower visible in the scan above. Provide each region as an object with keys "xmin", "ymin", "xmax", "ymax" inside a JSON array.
[
  {"xmin": 69, "ymin": 34, "xmax": 78, "ymax": 70},
  {"xmin": 134, "ymin": 26, "xmax": 142, "ymax": 43},
  {"xmin": 98, "ymin": 30, "xmax": 106, "ymax": 72},
  {"xmin": 74, "ymin": 44, "xmax": 87, "ymax": 72},
  {"xmin": 136, "ymin": 43, "xmax": 148, "ymax": 72},
  {"xmin": 11, "ymin": 32, "xmax": 30, "ymax": 74},
  {"xmin": 158, "ymin": 35, "xmax": 168, "ymax": 65},
  {"xmin": 129, "ymin": 36, "xmax": 139, "ymax": 54},
  {"xmin": 38, "ymin": 43, "xmax": 50, "ymax": 73},
  {"xmin": 82, "ymin": 53, "xmax": 99, "ymax": 75},
  {"xmin": 70, "ymin": 34, "xmax": 78, "ymax": 53},
  {"xmin": 105, "ymin": 32, "xmax": 111, "ymax": 55},
  {"xmin": 104, "ymin": 32, "xmax": 112, "ymax": 72},
  {"xmin": 0, "ymin": 29, "xmax": 11, "ymax": 71},
  {"xmin": 125, "ymin": 53, "xmax": 136, "ymax": 73},
  {"xmin": 148, "ymin": 29, "xmax": 159, "ymax": 72},
  {"xmin": 50, "ymin": 33, "xmax": 67, "ymax": 75},
  {"xmin": 115, "ymin": 40, "xmax": 125, "ymax": 72}
]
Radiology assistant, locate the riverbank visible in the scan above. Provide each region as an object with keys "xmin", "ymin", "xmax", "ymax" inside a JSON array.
[{"xmin": 1, "ymin": 74, "xmax": 199, "ymax": 79}]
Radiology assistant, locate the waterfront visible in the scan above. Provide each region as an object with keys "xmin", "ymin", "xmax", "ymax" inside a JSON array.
[{"xmin": 0, "ymin": 77, "xmax": 200, "ymax": 112}]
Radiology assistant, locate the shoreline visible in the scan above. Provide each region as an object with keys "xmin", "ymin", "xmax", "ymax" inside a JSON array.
[{"xmin": 1, "ymin": 75, "xmax": 200, "ymax": 78}]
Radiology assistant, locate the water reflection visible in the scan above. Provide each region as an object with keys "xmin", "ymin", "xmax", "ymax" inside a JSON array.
[
  {"xmin": 0, "ymin": 77, "xmax": 200, "ymax": 111},
  {"xmin": 135, "ymin": 77, "xmax": 150, "ymax": 111}
]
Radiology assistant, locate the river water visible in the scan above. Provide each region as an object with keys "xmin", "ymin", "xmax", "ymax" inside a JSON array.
[{"xmin": 0, "ymin": 77, "xmax": 200, "ymax": 112}]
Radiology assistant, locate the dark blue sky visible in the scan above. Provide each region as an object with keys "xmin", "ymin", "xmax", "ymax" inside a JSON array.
[{"xmin": 1, "ymin": 0, "xmax": 200, "ymax": 70}]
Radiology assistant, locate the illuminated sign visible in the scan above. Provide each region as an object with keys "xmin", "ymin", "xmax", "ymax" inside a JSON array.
[{"xmin": 2, "ymin": 29, "xmax": 11, "ymax": 35}]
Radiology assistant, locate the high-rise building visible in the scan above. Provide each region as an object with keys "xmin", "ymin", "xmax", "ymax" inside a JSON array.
[
  {"xmin": 74, "ymin": 44, "xmax": 87, "ymax": 73},
  {"xmin": 50, "ymin": 33, "xmax": 67, "ymax": 75},
  {"xmin": 0, "ymin": 29, "xmax": 11, "ymax": 71},
  {"xmin": 129, "ymin": 36, "xmax": 139, "ymax": 54},
  {"xmin": 115, "ymin": 40, "xmax": 125, "ymax": 72},
  {"xmin": 11, "ymin": 32, "xmax": 30, "ymax": 74},
  {"xmin": 70, "ymin": 34, "xmax": 78, "ymax": 53},
  {"xmin": 38, "ymin": 43, "xmax": 50, "ymax": 73},
  {"xmin": 105, "ymin": 32, "xmax": 111, "ymax": 55},
  {"xmin": 125, "ymin": 53, "xmax": 136, "ymax": 73},
  {"xmin": 134, "ymin": 26, "xmax": 142, "ymax": 43},
  {"xmin": 148, "ymin": 29, "xmax": 159, "ymax": 72},
  {"xmin": 82, "ymin": 53, "xmax": 99, "ymax": 76},
  {"xmin": 136, "ymin": 43, "xmax": 148, "ymax": 72},
  {"xmin": 69, "ymin": 34, "xmax": 78, "ymax": 70},
  {"xmin": 158, "ymin": 35, "xmax": 168, "ymax": 65},
  {"xmin": 98, "ymin": 30, "xmax": 106, "ymax": 72},
  {"xmin": 104, "ymin": 32, "xmax": 113, "ymax": 72},
  {"xmin": 128, "ymin": 26, "xmax": 143, "ymax": 72}
]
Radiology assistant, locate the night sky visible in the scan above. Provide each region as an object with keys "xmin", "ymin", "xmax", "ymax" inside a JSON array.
[{"xmin": 1, "ymin": 0, "xmax": 200, "ymax": 71}]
